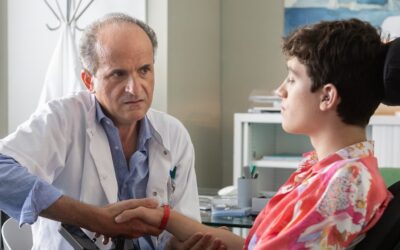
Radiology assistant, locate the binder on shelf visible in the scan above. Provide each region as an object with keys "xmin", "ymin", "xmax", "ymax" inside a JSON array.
[
  {"xmin": 248, "ymin": 90, "xmax": 281, "ymax": 114},
  {"xmin": 252, "ymin": 154, "xmax": 302, "ymax": 169},
  {"xmin": 261, "ymin": 155, "xmax": 302, "ymax": 161}
]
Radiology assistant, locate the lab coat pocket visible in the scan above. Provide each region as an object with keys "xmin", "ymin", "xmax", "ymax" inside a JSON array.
[{"xmin": 167, "ymin": 177, "xmax": 176, "ymax": 207}]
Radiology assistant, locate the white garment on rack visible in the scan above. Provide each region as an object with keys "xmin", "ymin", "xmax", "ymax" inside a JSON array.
[{"xmin": 38, "ymin": 22, "xmax": 84, "ymax": 107}]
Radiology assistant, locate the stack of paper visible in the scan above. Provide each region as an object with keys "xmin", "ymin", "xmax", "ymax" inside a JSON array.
[{"xmin": 248, "ymin": 89, "xmax": 281, "ymax": 113}]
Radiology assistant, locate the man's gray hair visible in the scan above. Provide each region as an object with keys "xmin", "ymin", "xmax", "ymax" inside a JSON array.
[{"xmin": 79, "ymin": 12, "xmax": 158, "ymax": 74}]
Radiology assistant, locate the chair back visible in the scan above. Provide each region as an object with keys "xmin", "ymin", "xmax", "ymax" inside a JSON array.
[
  {"xmin": 354, "ymin": 180, "xmax": 400, "ymax": 250},
  {"xmin": 1, "ymin": 218, "xmax": 32, "ymax": 250}
]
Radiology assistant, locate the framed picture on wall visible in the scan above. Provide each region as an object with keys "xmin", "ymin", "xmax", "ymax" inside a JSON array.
[{"xmin": 284, "ymin": 0, "xmax": 400, "ymax": 39}]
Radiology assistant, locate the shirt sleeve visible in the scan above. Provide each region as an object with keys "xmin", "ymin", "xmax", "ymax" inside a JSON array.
[
  {"xmin": 0, "ymin": 154, "xmax": 62, "ymax": 226},
  {"xmin": 155, "ymin": 231, "xmax": 172, "ymax": 250}
]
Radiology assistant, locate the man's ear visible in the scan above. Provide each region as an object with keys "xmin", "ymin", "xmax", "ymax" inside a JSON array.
[
  {"xmin": 320, "ymin": 83, "xmax": 340, "ymax": 111},
  {"xmin": 81, "ymin": 70, "xmax": 94, "ymax": 92}
]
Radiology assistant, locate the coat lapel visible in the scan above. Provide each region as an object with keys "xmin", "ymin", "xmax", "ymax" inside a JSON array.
[
  {"xmin": 147, "ymin": 139, "xmax": 171, "ymax": 204},
  {"xmin": 87, "ymin": 124, "xmax": 118, "ymax": 203}
]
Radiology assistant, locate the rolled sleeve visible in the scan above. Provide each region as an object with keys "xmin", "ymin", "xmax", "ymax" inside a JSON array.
[
  {"xmin": 20, "ymin": 179, "xmax": 62, "ymax": 225},
  {"xmin": 0, "ymin": 154, "xmax": 62, "ymax": 225}
]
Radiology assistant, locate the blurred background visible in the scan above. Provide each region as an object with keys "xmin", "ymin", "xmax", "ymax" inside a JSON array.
[{"xmin": 0, "ymin": 0, "xmax": 287, "ymax": 190}]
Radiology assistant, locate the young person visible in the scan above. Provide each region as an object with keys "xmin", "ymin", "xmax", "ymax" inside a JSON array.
[{"xmin": 113, "ymin": 19, "xmax": 400, "ymax": 249}]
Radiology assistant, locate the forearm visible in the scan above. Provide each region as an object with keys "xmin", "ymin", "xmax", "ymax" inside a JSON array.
[
  {"xmin": 42, "ymin": 196, "xmax": 161, "ymax": 238},
  {"xmin": 167, "ymin": 210, "xmax": 245, "ymax": 250},
  {"xmin": 115, "ymin": 206, "xmax": 245, "ymax": 249},
  {"xmin": 0, "ymin": 155, "xmax": 105, "ymax": 231},
  {"xmin": 39, "ymin": 195, "xmax": 103, "ymax": 232}
]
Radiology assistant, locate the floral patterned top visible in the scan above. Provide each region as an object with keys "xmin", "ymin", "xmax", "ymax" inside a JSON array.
[{"xmin": 245, "ymin": 141, "xmax": 392, "ymax": 250}]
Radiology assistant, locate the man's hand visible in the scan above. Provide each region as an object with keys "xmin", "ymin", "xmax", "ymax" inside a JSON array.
[
  {"xmin": 40, "ymin": 196, "xmax": 162, "ymax": 244},
  {"xmin": 166, "ymin": 233, "xmax": 227, "ymax": 250},
  {"xmin": 93, "ymin": 198, "xmax": 162, "ymax": 240}
]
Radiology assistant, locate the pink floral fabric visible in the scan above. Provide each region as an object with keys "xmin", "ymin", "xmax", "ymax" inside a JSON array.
[{"xmin": 245, "ymin": 141, "xmax": 392, "ymax": 250}]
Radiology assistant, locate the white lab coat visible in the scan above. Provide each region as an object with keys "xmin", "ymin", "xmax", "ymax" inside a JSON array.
[
  {"xmin": 0, "ymin": 91, "xmax": 200, "ymax": 250},
  {"xmin": 37, "ymin": 22, "xmax": 84, "ymax": 108}
]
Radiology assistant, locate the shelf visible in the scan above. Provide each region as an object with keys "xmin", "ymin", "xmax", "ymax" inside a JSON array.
[
  {"xmin": 235, "ymin": 113, "xmax": 283, "ymax": 124},
  {"xmin": 253, "ymin": 159, "xmax": 299, "ymax": 169},
  {"xmin": 234, "ymin": 112, "xmax": 400, "ymax": 189},
  {"xmin": 370, "ymin": 115, "xmax": 400, "ymax": 125},
  {"xmin": 235, "ymin": 113, "xmax": 400, "ymax": 126}
]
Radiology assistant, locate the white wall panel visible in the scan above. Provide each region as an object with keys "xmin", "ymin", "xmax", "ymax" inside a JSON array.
[{"xmin": 7, "ymin": 0, "xmax": 145, "ymax": 131}]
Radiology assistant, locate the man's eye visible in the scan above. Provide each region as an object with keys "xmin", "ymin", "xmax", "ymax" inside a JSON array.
[
  {"xmin": 111, "ymin": 70, "xmax": 126, "ymax": 78},
  {"xmin": 139, "ymin": 66, "xmax": 151, "ymax": 76}
]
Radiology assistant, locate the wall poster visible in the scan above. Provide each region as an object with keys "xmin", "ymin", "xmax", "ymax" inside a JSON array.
[{"xmin": 284, "ymin": 0, "xmax": 400, "ymax": 39}]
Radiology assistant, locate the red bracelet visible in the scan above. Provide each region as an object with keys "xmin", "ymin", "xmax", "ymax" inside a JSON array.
[{"xmin": 158, "ymin": 204, "xmax": 170, "ymax": 230}]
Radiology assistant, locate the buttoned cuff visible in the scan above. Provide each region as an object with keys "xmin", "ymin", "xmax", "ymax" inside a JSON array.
[{"xmin": 20, "ymin": 179, "xmax": 62, "ymax": 226}]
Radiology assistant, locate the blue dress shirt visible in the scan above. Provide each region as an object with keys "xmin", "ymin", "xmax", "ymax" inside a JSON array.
[
  {"xmin": 95, "ymin": 100, "xmax": 154, "ymax": 249},
  {"xmin": 0, "ymin": 154, "xmax": 62, "ymax": 225}
]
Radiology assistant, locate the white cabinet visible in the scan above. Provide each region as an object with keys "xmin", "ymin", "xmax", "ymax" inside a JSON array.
[{"xmin": 233, "ymin": 113, "xmax": 400, "ymax": 191}]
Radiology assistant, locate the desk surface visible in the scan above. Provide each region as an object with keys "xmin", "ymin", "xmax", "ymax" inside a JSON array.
[
  {"xmin": 198, "ymin": 188, "xmax": 256, "ymax": 229},
  {"xmin": 200, "ymin": 211, "xmax": 254, "ymax": 228}
]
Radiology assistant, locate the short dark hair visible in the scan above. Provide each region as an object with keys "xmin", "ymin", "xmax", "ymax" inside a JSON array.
[
  {"xmin": 283, "ymin": 19, "xmax": 386, "ymax": 127},
  {"xmin": 80, "ymin": 12, "xmax": 158, "ymax": 75}
]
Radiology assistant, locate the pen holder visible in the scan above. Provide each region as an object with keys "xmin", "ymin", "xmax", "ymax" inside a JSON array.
[{"xmin": 237, "ymin": 177, "xmax": 259, "ymax": 208}]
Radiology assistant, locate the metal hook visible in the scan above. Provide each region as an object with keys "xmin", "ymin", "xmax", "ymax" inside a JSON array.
[
  {"xmin": 74, "ymin": 0, "xmax": 95, "ymax": 23},
  {"xmin": 72, "ymin": 0, "xmax": 95, "ymax": 31},
  {"xmin": 69, "ymin": 0, "xmax": 83, "ymax": 25},
  {"xmin": 45, "ymin": 0, "xmax": 94, "ymax": 31},
  {"xmin": 75, "ymin": 25, "xmax": 85, "ymax": 32},
  {"xmin": 55, "ymin": 0, "xmax": 66, "ymax": 22},
  {"xmin": 43, "ymin": 0, "xmax": 62, "ymax": 30}
]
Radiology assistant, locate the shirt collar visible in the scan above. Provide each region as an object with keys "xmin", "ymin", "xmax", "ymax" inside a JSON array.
[
  {"xmin": 144, "ymin": 109, "xmax": 171, "ymax": 152},
  {"xmin": 95, "ymin": 99, "xmax": 152, "ymax": 151},
  {"xmin": 300, "ymin": 140, "xmax": 375, "ymax": 172},
  {"xmin": 137, "ymin": 116, "xmax": 152, "ymax": 151},
  {"xmin": 95, "ymin": 99, "xmax": 106, "ymax": 123}
]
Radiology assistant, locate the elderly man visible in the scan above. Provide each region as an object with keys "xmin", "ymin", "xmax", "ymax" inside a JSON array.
[{"xmin": 0, "ymin": 13, "xmax": 200, "ymax": 249}]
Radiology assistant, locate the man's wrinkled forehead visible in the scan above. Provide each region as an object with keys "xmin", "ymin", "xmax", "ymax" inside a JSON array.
[{"xmin": 94, "ymin": 22, "xmax": 151, "ymax": 59}]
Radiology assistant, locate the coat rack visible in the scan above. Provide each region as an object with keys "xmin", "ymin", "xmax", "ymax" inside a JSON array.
[
  {"xmin": 38, "ymin": 0, "xmax": 89, "ymax": 107},
  {"xmin": 43, "ymin": 0, "xmax": 95, "ymax": 31}
]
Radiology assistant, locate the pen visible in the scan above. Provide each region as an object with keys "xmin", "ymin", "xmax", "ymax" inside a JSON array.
[
  {"xmin": 170, "ymin": 166, "xmax": 177, "ymax": 179},
  {"xmin": 250, "ymin": 164, "xmax": 257, "ymax": 179}
]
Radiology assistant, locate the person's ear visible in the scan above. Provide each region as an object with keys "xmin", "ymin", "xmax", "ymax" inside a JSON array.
[
  {"xmin": 320, "ymin": 83, "xmax": 339, "ymax": 111},
  {"xmin": 81, "ymin": 70, "xmax": 95, "ymax": 93}
]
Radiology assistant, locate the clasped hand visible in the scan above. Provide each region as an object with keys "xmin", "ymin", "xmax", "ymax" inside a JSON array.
[
  {"xmin": 94, "ymin": 198, "xmax": 226, "ymax": 250},
  {"xmin": 92, "ymin": 198, "xmax": 161, "ymax": 244}
]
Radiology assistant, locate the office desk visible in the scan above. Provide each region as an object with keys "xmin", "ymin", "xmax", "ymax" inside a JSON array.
[
  {"xmin": 200, "ymin": 211, "xmax": 254, "ymax": 228},
  {"xmin": 198, "ymin": 188, "xmax": 255, "ymax": 230}
]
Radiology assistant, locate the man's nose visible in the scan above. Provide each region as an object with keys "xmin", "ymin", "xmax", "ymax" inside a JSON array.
[{"xmin": 125, "ymin": 76, "xmax": 136, "ymax": 94}]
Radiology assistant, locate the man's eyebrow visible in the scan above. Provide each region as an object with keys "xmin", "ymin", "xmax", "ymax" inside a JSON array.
[{"xmin": 139, "ymin": 64, "xmax": 152, "ymax": 69}]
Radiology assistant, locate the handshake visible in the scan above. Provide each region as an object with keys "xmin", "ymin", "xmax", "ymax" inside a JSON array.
[
  {"xmin": 74, "ymin": 198, "xmax": 227, "ymax": 250},
  {"xmin": 90, "ymin": 198, "xmax": 164, "ymax": 243}
]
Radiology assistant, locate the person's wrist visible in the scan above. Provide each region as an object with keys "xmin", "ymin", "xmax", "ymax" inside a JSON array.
[
  {"xmin": 158, "ymin": 204, "xmax": 170, "ymax": 230},
  {"xmin": 81, "ymin": 205, "xmax": 105, "ymax": 232}
]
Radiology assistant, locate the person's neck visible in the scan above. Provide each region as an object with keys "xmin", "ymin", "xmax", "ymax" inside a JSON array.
[
  {"xmin": 310, "ymin": 122, "xmax": 366, "ymax": 161},
  {"xmin": 117, "ymin": 121, "xmax": 139, "ymax": 161}
]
